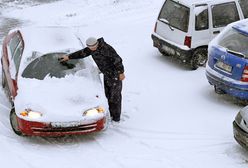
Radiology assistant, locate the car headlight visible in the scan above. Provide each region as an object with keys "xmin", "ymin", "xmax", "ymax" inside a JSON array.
[
  {"xmin": 20, "ymin": 109, "xmax": 43, "ymax": 119},
  {"xmin": 83, "ymin": 107, "xmax": 105, "ymax": 117}
]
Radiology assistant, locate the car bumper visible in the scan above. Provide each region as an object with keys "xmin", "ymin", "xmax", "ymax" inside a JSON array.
[
  {"xmin": 16, "ymin": 117, "xmax": 106, "ymax": 136},
  {"xmin": 233, "ymin": 121, "xmax": 248, "ymax": 150},
  {"xmin": 206, "ymin": 64, "xmax": 248, "ymax": 100},
  {"xmin": 151, "ymin": 33, "xmax": 192, "ymax": 62}
]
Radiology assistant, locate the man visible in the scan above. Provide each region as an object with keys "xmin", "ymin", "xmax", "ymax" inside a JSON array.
[{"xmin": 60, "ymin": 37, "xmax": 125, "ymax": 122}]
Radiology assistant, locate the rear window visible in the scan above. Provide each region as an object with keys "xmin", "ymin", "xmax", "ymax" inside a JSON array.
[
  {"xmin": 212, "ymin": 2, "xmax": 240, "ymax": 28},
  {"xmin": 238, "ymin": 0, "xmax": 248, "ymax": 18},
  {"xmin": 217, "ymin": 28, "xmax": 248, "ymax": 57},
  {"xmin": 159, "ymin": 0, "xmax": 190, "ymax": 32}
]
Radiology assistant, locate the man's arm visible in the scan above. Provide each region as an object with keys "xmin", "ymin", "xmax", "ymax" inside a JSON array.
[
  {"xmin": 59, "ymin": 48, "xmax": 91, "ymax": 62},
  {"xmin": 108, "ymin": 45, "xmax": 125, "ymax": 80}
]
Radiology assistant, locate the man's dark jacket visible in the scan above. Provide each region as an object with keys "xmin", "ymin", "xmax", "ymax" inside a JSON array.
[{"xmin": 68, "ymin": 38, "xmax": 124, "ymax": 79}]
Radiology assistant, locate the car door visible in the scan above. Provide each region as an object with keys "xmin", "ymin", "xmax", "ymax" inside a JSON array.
[
  {"xmin": 210, "ymin": 1, "xmax": 241, "ymax": 39},
  {"xmin": 2, "ymin": 31, "xmax": 24, "ymax": 98}
]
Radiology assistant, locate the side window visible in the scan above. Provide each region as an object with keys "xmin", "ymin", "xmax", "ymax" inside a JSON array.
[
  {"xmin": 8, "ymin": 34, "xmax": 21, "ymax": 58},
  {"xmin": 8, "ymin": 33, "xmax": 24, "ymax": 71},
  {"xmin": 212, "ymin": 2, "xmax": 240, "ymax": 28},
  {"xmin": 13, "ymin": 42, "xmax": 24, "ymax": 71},
  {"xmin": 195, "ymin": 5, "xmax": 209, "ymax": 30},
  {"xmin": 238, "ymin": 0, "xmax": 248, "ymax": 18}
]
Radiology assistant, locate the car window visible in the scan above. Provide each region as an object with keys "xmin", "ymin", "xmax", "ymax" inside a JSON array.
[
  {"xmin": 22, "ymin": 53, "xmax": 91, "ymax": 80},
  {"xmin": 195, "ymin": 5, "xmax": 209, "ymax": 31},
  {"xmin": 8, "ymin": 34, "xmax": 21, "ymax": 58},
  {"xmin": 159, "ymin": 0, "xmax": 190, "ymax": 32},
  {"xmin": 217, "ymin": 28, "xmax": 248, "ymax": 57},
  {"xmin": 238, "ymin": 0, "xmax": 248, "ymax": 18},
  {"xmin": 13, "ymin": 41, "xmax": 24, "ymax": 71},
  {"xmin": 212, "ymin": 2, "xmax": 240, "ymax": 28}
]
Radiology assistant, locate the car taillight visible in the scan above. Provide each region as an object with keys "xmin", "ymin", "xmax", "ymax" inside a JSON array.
[
  {"xmin": 241, "ymin": 66, "xmax": 248, "ymax": 82},
  {"xmin": 184, "ymin": 36, "xmax": 191, "ymax": 48},
  {"xmin": 154, "ymin": 22, "xmax": 157, "ymax": 32}
]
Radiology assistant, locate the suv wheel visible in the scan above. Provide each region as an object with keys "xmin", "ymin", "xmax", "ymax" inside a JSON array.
[
  {"xmin": 189, "ymin": 48, "xmax": 208, "ymax": 70},
  {"xmin": 158, "ymin": 49, "xmax": 170, "ymax": 56},
  {"xmin": 10, "ymin": 108, "xmax": 23, "ymax": 136}
]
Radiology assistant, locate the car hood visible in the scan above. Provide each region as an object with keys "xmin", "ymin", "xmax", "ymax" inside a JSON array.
[{"xmin": 14, "ymin": 74, "xmax": 108, "ymax": 122}]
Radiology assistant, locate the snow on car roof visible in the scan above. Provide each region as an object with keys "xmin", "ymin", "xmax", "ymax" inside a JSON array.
[
  {"xmin": 18, "ymin": 26, "xmax": 84, "ymax": 75},
  {"xmin": 232, "ymin": 19, "xmax": 248, "ymax": 36}
]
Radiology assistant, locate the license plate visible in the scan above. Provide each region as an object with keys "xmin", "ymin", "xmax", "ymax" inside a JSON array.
[
  {"xmin": 162, "ymin": 45, "xmax": 175, "ymax": 55},
  {"xmin": 51, "ymin": 121, "xmax": 82, "ymax": 128},
  {"xmin": 215, "ymin": 61, "xmax": 232, "ymax": 73}
]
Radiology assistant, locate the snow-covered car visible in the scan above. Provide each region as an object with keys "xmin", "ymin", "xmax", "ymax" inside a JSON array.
[
  {"xmin": 206, "ymin": 19, "xmax": 248, "ymax": 101},
  {"xmin": 152, "ymin": 0, "xmax": 248, "ymax": 70},
  {"xmin": 1, "ymin": 27, "xmax": 109, "ymax": 136},
  {"xmin": 233, "ymin": 106, "xmax": 248, "ymax": 150}
]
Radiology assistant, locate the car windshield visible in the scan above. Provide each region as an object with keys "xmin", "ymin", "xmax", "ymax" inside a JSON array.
[
  {"xmin": 22, "ymin": 52, "xmax": 89, "ymax": 80},
  {"xmin": 217, "ymin": 28, "xmax": 248, "ymax": 58},
  {"xmin": 159, "ymin": 0, "xmax": 190, "ymax": 32}
]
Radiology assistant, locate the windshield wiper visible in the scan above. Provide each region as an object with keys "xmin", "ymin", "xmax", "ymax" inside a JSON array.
[
  {"xmin": 159, "ymin": 18, "xmax": 174, "ymax": 31},
  {"xmin": 226, "ymin": 49, "xmax": 246, "ymax": 58}
]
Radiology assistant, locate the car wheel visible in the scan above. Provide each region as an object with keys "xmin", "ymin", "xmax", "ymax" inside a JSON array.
[
  {"xmin": 158, "ymin": 49, "xmax": 170, "ymax": 56},
  {"xmin": 189, "ymin": 48, "xmax": 208, "ymax": 70},
  {"xmin": 10, "ymin": 108, "xmax": 23, "ymax": 136}
]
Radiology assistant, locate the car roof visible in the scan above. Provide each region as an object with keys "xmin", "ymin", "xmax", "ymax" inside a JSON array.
[
  {"xmin": 19, "ymin": 26, "xmax": 83, "ymax": 55},
  {"xmin": 232, "ymin": 19, "xmax": 248, "ymax": 36},
  {"xmin": 173, "ymin": 0, "xmax": 237, "ymax": 6},
  {"xmin": 16, "ymin": 26, "xmax": 84, "ymax": 76}
]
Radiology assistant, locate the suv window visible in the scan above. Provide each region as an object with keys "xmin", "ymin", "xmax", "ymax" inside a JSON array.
[
  {"xmin": 238, "ymin": 0, "xmax": 248, "ymax": 18},
  {"xmin": 8, "ymin": 34, "xmax": 21, "ymax": 58},
  {"xmin": 159, "ymin": 0, "xmax": 190, "ymax": 32},
  {"xmin": 212, "ymin": 2, "xmax": 240, "ymax": 28},
  {"xmin": 195, "ymin": 5, "xmax": 209, "ymax": 30}
]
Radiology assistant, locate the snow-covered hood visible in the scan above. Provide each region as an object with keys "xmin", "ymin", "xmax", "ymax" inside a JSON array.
[{"xmin": 14, "ymin": 74, "xmax": 108, "ymax": 122}]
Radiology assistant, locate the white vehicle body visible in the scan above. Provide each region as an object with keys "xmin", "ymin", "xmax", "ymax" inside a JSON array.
[{"xmin": 152, "ymin": 0, "xmax": 247, "ymax": 69}]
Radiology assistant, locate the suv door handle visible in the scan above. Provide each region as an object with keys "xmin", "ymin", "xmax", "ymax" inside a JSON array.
[{"xmin": 213, "ymin": 31, "xmax": 220, "ymax": 34}]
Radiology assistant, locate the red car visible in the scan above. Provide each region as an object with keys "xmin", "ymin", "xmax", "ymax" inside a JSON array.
[{"xmin": 1, "ymin": 27, "xmax": 109, "ymax": 136}]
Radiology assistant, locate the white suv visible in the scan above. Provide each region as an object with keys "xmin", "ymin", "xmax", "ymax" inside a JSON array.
[{"xmin": 151, "ymin": 0, "xmax": 248, "ymax": 69}]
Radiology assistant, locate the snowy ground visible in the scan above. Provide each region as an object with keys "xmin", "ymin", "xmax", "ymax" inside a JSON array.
[{"xmin": 0, "ymin": 0, "xmax": 248, "ymax": 167}]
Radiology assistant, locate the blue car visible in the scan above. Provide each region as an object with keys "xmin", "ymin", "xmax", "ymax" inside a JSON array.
[{"xmin": 206, "ymin": 19, "xmax": 248, "ymax": 101}]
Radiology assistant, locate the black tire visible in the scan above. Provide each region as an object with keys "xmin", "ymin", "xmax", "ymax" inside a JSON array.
[
  {"xmin": 158, "ymin": 49, "xmax": 170, "ymax": 56},
  {"xmin": 10, "ymin": 108, "xmax": 23, "ymax": 136},
  {"xmin": 189, "ymin": 48, "xmax": 208, "ymax": 70}
]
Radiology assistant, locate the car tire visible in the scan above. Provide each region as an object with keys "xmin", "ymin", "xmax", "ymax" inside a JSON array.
[
  {"xmin": 10, "ymin": 108, "xmax": 23, "ymax": 136},
  {"xmin": 189, "ymin": 47, "xmax": 208, "ymax": 70},
  {"xmin": 158, "ymin": 49, "xmax": 170, "ymax": 56}
]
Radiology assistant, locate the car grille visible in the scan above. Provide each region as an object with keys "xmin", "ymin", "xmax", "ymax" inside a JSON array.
[{"xmin": 31, "ymin": 123, "xmax": 97, "ymax": 133}]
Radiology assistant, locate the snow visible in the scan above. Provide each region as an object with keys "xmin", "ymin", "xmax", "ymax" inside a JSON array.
[
  {"xmin": 0, "ymin": 0, "xmax": 248, "ymax": 168},
  {"xmin": 15, "ymin": 71, "xmax": 107, "ymax": 122}
]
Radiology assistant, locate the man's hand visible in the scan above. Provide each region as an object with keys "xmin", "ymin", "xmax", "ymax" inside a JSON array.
[
  {"xmin": 59, "ymin": 55, "xmax": 69, "ymax": 62},
  {"xmin": 119, "ymin": 73, "xmax": 125, "ymax": 81}
]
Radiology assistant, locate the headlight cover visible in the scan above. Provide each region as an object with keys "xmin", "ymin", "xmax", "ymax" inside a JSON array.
[
  {"xmin": 20, "ymin": 109, "xmax": 43, "ymax": 119},
  {"xmin": 83, "ymin": 107, "xmax": 105, "ymax": 117}
]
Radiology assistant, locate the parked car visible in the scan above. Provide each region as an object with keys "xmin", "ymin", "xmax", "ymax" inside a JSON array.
[
  {"xmin": 151, "ymin": 0, "xmax": 248, "ymax": 69},
  {"xmin": 1, "ymin": 27, "xmax": 109, "ymax": 136},
  {"xmin": 233, "ymin": 106, "xmax": 248, "ymax": 150},
  {"xmin": 206, "ymin": 19, "xmax": 248, "ymax": 101}
]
